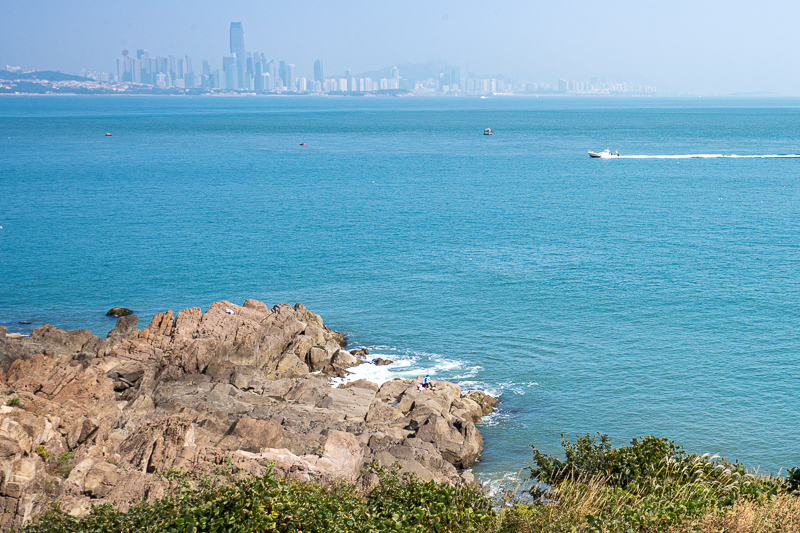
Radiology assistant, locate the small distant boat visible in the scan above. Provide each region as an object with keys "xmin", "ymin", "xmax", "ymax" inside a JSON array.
[
  {"xmin": 484, "ymin": 128, "xmax": 493, "ymax": 136},
  {"xmin": 588, "ymin": 149, "xmax": 619, "ymax": 158},
  {"xmin": 105, "ymin": 133, "xmax": 112, "ymax": 137},
  {"xmin": 300, "ymin": 143, "xmax": 306, "ymax": 146}
]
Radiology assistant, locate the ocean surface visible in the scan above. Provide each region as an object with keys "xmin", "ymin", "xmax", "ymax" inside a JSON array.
[{"xmin": 1, "ymin": 95, "xmax": 799, "ymax": 485}]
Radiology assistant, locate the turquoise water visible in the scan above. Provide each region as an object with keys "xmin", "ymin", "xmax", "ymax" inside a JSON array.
[{"xmin": 1, "ymin": 96, "xmax": 799, "ymax": 483}]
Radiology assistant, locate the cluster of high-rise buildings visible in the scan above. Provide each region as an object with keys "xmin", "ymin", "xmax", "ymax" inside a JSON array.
[
  {"xmin": 108, "ymin": 22, "xmax": 656, "ymax": 96},
  {"xmin": 114, "ymin": 22, "xmax": 409, "ymax": 93}
]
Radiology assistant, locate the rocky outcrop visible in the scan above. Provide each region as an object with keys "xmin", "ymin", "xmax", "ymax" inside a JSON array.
[
  {"xmin": 0, "ymin": 300, "xmax": 496, "ymax": 528},
  {"xmin": 106, "ymin": 308, "xmax": 133, "ymax": 318}
]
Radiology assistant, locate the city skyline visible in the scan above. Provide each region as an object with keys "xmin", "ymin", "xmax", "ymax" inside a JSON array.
[
  {"xmin": 2, "ymin": 1, "xmax": 800, "ymax": 95},
  {"xmin": 70, "ymin": 21, "xmax": 658, "ymax": 96}
]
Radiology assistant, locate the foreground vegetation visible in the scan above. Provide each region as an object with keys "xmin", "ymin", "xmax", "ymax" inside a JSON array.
[
  {"xmin": 503, "ymin": 434, "xmax": 800, "ymax": 532},
  {"xmin": 22, "ymin": 464, "xmax": 495, "ymax": 533},
  {"xmin": 22, "ymin": 437, "xmax": 800, "ymax": 532}
]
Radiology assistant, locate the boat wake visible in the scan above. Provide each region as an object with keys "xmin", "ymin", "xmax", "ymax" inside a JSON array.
[{"xmin": 599, "ymin": 153, "xmax": 800, "ymax": 159}]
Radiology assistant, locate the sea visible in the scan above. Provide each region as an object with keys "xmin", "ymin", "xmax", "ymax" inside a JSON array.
[{"xmin": 1, "ymin": 95, "xmax": 799, "ymax": 487}]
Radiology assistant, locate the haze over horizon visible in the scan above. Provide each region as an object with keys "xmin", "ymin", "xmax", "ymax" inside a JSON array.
[{"xmin": 2, "ymin": 0, "xmax": 799, "ymax": 95}]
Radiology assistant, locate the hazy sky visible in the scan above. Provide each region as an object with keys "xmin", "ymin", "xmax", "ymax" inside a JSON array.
[{"xmin": 2, "ymin": 0, "xmax": 799, "ymax": 94}]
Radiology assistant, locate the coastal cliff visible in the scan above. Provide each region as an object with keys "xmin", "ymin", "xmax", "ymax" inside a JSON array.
[{"xmin": 0, "ymin": 300, "xmax": 495, "ymax": 528}]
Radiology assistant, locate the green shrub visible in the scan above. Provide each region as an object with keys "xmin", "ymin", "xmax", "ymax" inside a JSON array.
[
  {"xmin": 7, "ymin": 397, "xmax": 19, "ymax": 407},
  {"xmin": 517, "ymin": 433, "xmax": 789, "ymax": 532},
  {"xmin": 788, "ymin": 467, "xmax": 800, "ymax": 493},
  {"xmin": 53, "ymin": 452, "xmax": 75, "ymax": 479},
  {"xmin": 34, "ymin": 445, "xmax": 49, "ymax": 462}
]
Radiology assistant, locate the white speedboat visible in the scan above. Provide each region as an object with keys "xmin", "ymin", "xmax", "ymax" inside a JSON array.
[
  {"xmin": 484, "ymin": 128, "xmax": 493, "ymax": 135},
  {"xmin": 588, "ymin": 149, "xmax": 619, "ymax": 158}
]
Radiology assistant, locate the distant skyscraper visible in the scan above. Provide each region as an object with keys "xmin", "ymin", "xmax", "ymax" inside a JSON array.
[
  {"xmin": 222, "ymin": 55, "xmax": 236, "ymax": 90},
  {"xmin": 391, "ymin": 66, "xmax": 399, "ymax": 80},
  {"xmin": 279, "ymin": 61, "xmax": 286, "ymax": 88},
  {"xmin": 314, "ymin": 60, "xmax": 324, "ymax": 83},
  {"xmin": 230, "ymin": 22, "xmax": 246, "ymax": 89},
  {"xmin": 254, "ymin": 59, "xmax": 264, "ymax": 92},
  {"xmin": 266, "ymin": 60, "xmax": 276, "ymax": 90},
  {"xmin": 286, "ymin": 64, "xmax": 296, "ymax": 91},
  {"xmin": 246, "ymin": 56, "xmax": 254, "ymax": 90}
]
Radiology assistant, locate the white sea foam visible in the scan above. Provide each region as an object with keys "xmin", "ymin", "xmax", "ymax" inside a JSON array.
[
  {"xmin": 476, "ymin": 470, "xmax": 531, "ymax": 501},
  {"xmin": 329, "ymin": 354, "xmax": 420, "ymax": 387},
  {"xmin": 330, "ymin": 346, "xmax": 490, "ymax": 394},
  {"xmin": 478, "ymin": 408, "xmax": 512, "ymax": 427},
  {"xmin": 598, "ymin": 153, "xmax": 800, "ymax": 159}
]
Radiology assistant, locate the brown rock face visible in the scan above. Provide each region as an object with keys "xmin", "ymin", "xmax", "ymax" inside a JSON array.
[{"xmin": 0, "ymin": 300, "xmax": 496, "ymax": 527}]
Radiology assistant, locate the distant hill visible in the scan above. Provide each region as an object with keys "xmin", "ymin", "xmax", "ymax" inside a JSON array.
[
  {"xmin": 0, "ymin": 70, "xmax": 91, "ymax": 82},
  {"xmin": 356, "ymin": 60, "xmax": 458, "ymax": 82},
  {"xmin": 726, "ymin": 91, "xmax": 781, "ymax": 97}
]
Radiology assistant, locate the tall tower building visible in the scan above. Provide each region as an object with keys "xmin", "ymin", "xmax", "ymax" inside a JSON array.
[
  {"xmin": 279, "ymin": 61, "xmax": 287, "ymax": 88},
  {"xmin": 314, "ymin": 60, "xmax": 324, "ymax": 83},
  {"xmin": 254, "ymin": 59, "xmax": 264, "ymax": 92},
  {"xmin": 266, "ymin": 60, "xmax": 276, "ymax": 90},
  {"xmin": 230, "ymin": 22, "xmax": 246, "ymax": 89},
  {"xmin": 286, "ymin": 64, "xmax": 296, "ymax": 91},
  {"xmin": 223, "ymin": 55, "xmax": 236, "ymax": 90}
]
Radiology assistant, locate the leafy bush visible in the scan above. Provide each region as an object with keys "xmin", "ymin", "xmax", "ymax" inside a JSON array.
[
  {"xmin": 515, "ymin": 433, "xmax": 793, "ymax": 532},
  {"xmin": 34, "ymin": 445, "xmax": 49, "ymax": 462},
  {"xmin": 788, "ymin": 467, "xmax": 800, "ymax": 493},
  {"xmin": 7, "ymin": 397, "xmax": 19, "ymax": 407},
  {"xmin": 53, "ymin": 452, "xmax": 75, "ymax": 479}
]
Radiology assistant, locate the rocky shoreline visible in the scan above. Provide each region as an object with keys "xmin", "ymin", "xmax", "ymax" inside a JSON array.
[{"xmin": 0, "ymin": 300, "xmax": 496, "ymax": 528}]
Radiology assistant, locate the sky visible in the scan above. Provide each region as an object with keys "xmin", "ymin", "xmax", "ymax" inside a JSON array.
[{"xmin": 1, "ymin": 0, "xmax": 799, "ymax": 95}]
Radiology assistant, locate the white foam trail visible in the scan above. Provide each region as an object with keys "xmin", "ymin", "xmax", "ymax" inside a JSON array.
[{"xmin": 597, "ymin": 153, "xmax": 800, "ymax": 159}]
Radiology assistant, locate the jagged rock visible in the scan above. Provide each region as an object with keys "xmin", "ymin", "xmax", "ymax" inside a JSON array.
[
  {"xmin": 0, "ymin": 324, "xmax": 100, "ymax": 372},
  {"xmin": 106, "ymin": 315, "xmax": 139, "ymax": 344},
  {"xmin": 0, "ymin": 457, "xmax": 40, "ymax": 499},
  {"xmin": 305, "ymin": 346, "xmax": 330, "ymax": 372},
  {"xmin": 230, "ymin": 417, "xmax": 284, "ymax": 452},
  {"xmin": 463, "ymin": 390, "xmax": 498, "ymax": 417},
  {"xmin": 349, "ymin": 348, "xmax": 369, "ymax": 356},
  {"xmin": 82, "ymin": 462, "xmax": 119, "ymax": 498},
  {"xmin": 449, "ymin": 396, "xmax": 485, "ymax": 423},
  {"xmin": 0, "ymin": 300, "xmax": 496, "ymax": 525},
  {"xmin": 106, "ymin": 308, "xmax": 133, "ymax": 317},
  {"xmin": 415, "ymin": 417, "xmax": 483, "ymax": 468},
  {"xmin": 275, "ymin": 354, "xmax": 309, "ymax": 378},
  {"xmin": 331, "ymin": 349, "xmax": 361, "ymax": 369},
  {"xmin": 315, "ymin": 430, "xmax": 363, "ymax": 483},
  {"xmin": 119, "ymin": 416, "xmax": 194, "ymax": 473},
  {"xmin": 372, "ymin": 358, "xmax": 392, "ymax": 366},
  {"xmin": 338, "ymin": 379, "xmax": 379, "ymax": 393}
]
